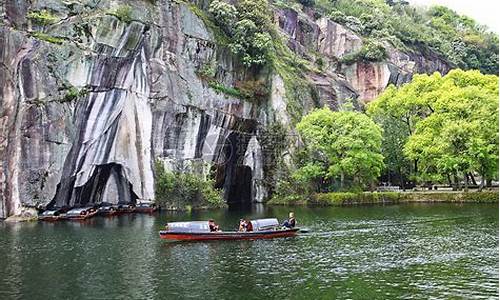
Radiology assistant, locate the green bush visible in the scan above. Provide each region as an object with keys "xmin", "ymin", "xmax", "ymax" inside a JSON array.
[
  {"xmin": 27, "ymin": 10, "xmax": 59, "ymax": 25},
  {"xmin": 30, "ymin": 32, "xmax": 65, "ymax": 44},
  {"xmin": 207, "ymin": 0, "xmax": 275, "ymax": 67},
  {"xmin": 314, "ymin": 0, "xmax": 498, "ymax": 74},
  {"xmin": 341, "ymin": 39, "xmax": 387, "ymax": 64},
  {"xmin": 154, "ymin": 162, "xmax": 226, "ymax": 210},
  {"xmin": 208, "ymin": 81, "xmax": 244, "ymax": 98},
  {"xmin": 111, "ymin": 5, "xmax": 133, "ymax": 23}
]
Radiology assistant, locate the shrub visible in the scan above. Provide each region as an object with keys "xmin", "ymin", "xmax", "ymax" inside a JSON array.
[
  {"xmin": 208, "ymin": 0, "xmax": 238, "ymax": 35},
  {"xmin": 341, "ymin": 39, "xmax": 387, "ymax": 64},
  {"xmin": 154, "ymin": 161, "xmax": 225, "ymax": 210},
  {"xmin": 112, "ymin": 5, "xmax": 133, "ymax": 23},
  {"xmin": 208, "ymin": 81, "xmax": 244, "ymax": 98},
  {"xmin": 207, "ymin": 0, "xmax": 274, "ymax": 67},
  {"xmin": 30, "ymin": 32, "xmax": 65, "ymax": 44},
  {"xmin": 27, "ymin": 10, "xmax": 59, "ymax": 25}
]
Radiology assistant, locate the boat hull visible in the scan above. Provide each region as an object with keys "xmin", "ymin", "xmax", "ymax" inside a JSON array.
[
  {"xmin": 135, "ymin": 207, "xmax": 157, "ymax": 214},
  {"xmin": 65, "ymin": 211, "xmax": 98, "ymax": 220},
  {"xmin": 159, "ymin": 228, "xmax": 299, "ymax": 241}
]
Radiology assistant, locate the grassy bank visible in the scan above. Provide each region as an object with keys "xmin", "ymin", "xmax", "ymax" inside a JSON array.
[{"xmin": 267, "ymin": 191, "xmax": 499, "ymax": 206}]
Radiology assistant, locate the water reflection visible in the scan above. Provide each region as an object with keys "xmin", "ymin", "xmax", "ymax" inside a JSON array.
[{"xmin": 0, "ymin": 203, "xmax": 498, "ymax": 299}]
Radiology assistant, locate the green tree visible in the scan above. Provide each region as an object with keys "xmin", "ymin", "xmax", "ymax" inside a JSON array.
[
  {"xmin": 208, "ymin": 0, "xmax": 274, "ymax": 67},
  {"xmin": 367, "ymin": 72, "xmax": 443, "ymax": 186},
  {"xmin": 296, "ymin": 108, "xmax": 385, "ymax": 190},
  {"xmin": 404, "ymin": 70, "xmax": 498, "ymax": 190},
  {"xmin": 369, "ymin": 69, "xmax": 499, "ymax": 190}
]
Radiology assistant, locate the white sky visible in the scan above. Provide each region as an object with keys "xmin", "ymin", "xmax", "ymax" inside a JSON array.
[{"xmin": 408, "ymin": 0, "xmax": 499, "ymax": 33}]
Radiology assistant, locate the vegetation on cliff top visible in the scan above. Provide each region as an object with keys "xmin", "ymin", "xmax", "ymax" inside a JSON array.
[
  {"xmin": 298, "ymin": 0, "xmax": 498, "ymax": 74},
  {"xmin": 209, "ymin": 0, "xmax": 275, "ymax": 67}
]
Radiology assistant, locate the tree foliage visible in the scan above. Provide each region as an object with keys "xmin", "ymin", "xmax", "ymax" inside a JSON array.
[
  {"xmin": 295, "ymin": 108, "xmax": 385, "ymax": 190},
  {"xmin": 154, "ymin": 161, "xmax": 225, "ymax": 209},
  {"xmin": 208, "ymin": 0, "xmax": 274, "ymax": 67},
  {"xmin": 316, "ymin": 0, "xmax": 498, "ymax": 74},
  {"xmin": 369, "ymin": 69, "xmax": 499, "ymax": 188}
]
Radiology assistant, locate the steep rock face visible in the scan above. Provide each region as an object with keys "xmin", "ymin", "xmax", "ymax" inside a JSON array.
[
  {"xmin": 0, "ymin": 0, "xmax": 286, "ymax": 217},
  {"xmin": 0, "ymin": 0, "xmax": 453, "ymax": 218},
  {"xmin": 316, "ymin": 18, "xmax": 362, "ymax": 59},
  {"xmin": 274, "ymin": 9, "xmax": 452, "ymax": 103}
]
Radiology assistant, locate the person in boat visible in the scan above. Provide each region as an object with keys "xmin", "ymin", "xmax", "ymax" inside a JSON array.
[
  {"xmin": 208, "ymin": 219, "xmax": 220, "ymax": 232},
  {"xmin": 239, "ymin": 219, "xmax": 246, "ymax": 232},
  {"xmin": 245, "ymin": 219, "xmax": 253, "ymax": 232},
  {"xmin": 282, "ymin": 212, "xmax": 296, "ymax": 229}
]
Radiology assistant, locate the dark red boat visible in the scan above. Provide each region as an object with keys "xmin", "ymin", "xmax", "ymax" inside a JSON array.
[
  {"xmin": 135, "ymin": 202, "xmax": 158, "ymax": 214},
  {"xmin": 64, "ymin": 207, "xmax": 98, "ymax": 220},
  {"xmin": 38, "ymin": 209, "xmax": 63, "ymax": 221},
  {"xmin": 159, "ymin": 219, "xmax": 299, "ymax": 241}
]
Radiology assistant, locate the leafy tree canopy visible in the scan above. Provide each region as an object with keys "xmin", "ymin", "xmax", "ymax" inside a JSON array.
[
  {"xmin": 369, "ymin": 69, "xmax": 499, "ymax": 186},
  {"xmin": 296, "ymin": 108, "xmax": 385, "ymax": 190}
]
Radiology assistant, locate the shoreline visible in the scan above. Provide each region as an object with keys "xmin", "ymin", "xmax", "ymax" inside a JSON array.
[{"xmin": 267, "ymin": 191, "xmax": 499, "ymax": 206}]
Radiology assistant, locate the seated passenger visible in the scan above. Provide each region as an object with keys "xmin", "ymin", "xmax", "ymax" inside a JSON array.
[
  {"xmin": 282, "ymin": 212, "xmax": 296, "ymax": 229},
  {"xmin": 208, "ymin": 219, "xmax": 220, "ymax": 232},
  {"xmin": 238, "ymin": 219, "xmax": 246, "ymax": 232},
  {"xmin": 245, "ymin": 219, "xmax": 253, "ymax": 232}
]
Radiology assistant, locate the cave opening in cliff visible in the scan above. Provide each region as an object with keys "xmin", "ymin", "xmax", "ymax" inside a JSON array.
[
  {"xmin": 213, "ymin": 132, "xmax": 253, "ymax": 206},
  {"xmin": 51, "ymin": 163, "xmax": 138, "ymax": 208}
]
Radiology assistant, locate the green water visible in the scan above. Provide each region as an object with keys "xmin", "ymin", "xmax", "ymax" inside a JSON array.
[{"xmin": 0, "ymin": 203, "xmax": 498, "ymax": 299}]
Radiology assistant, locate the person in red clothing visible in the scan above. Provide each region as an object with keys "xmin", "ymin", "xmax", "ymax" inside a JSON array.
[{"xmin": 245, "ymin": 219, "xmax": 253, "ymax": 232}]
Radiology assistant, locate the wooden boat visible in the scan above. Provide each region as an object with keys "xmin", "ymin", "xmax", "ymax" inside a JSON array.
[
  {"xmin": 159, "ymin": 218, "xmax": 299, "ymax": 241},
  {"xmin": 116, "ymin": 204, "xmax": 136, "ymax": 214},
  {"xmin": 38, "ymin": 209, "xmax": 63, "ymax": 221},
  {"xmin": 97, "ymin": 205, "xmax": 119, "ymax": 216},
  {"xmin": 65, "ymin": 207, "xmax": 98, "ymax": 220},
  {"xmin": 135, "ymin": 202, "xmax": 158, "ymax": 214}
]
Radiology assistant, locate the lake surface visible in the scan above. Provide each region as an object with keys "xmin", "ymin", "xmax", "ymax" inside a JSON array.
[{"xmin": 0, "ymin": 203, "xmax": 498, "ymax": 299}]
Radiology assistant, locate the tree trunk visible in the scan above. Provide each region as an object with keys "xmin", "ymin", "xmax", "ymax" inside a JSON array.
[
  {"xmin": 446, "ymin": 174, "xmax": 452, "ymax": 188},
  {"xmin": 340, "ymin": 172, "xmax": 345, "ymax": 190},
  {"xmin": 479, "ymin": 174, "xmax": 485, "ymax": 192},
  {"xmin": 453, "ymin": 174, "xmax": 460, "ymax": 191},
  {"xmin": 463, "ymin": 173, "xmax": 469, "ymax": 192},
  {"xmin": 468, "ymin": 172, "xmax": 477, "ymax": 186},
  {"xmin": 399, "ymin": 167, "xmax": 405, "ymax": 192}
]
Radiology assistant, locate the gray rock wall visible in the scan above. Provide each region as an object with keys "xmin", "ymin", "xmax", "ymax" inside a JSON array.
[{"xmin": 0, "ymin": 0, "xmax": 452, "ymax": 218}]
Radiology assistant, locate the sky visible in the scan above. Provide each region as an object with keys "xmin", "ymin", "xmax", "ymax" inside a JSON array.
[{"xmin": 408, "ymin": 0, "xmax": 499, "ymax": 32}]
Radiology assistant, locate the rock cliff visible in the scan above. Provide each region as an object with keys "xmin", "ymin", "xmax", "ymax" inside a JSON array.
[{"xmin": 0, "ymin": 0, "xmax": 451, "ymax": 218}]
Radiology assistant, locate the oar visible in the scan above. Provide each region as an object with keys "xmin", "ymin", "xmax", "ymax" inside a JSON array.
[{"xmin": 298, "ymin": 228, "xmax": 310, "ymax": 233}]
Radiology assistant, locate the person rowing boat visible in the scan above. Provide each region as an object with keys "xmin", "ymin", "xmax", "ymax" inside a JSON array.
[{"xmin": 282, "ymin": 212, "xmax": 296, "ymax": 229}]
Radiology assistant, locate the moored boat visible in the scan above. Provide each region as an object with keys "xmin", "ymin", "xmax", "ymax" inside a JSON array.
[
  {"xmin": 159, "ymin": 218, "xmax": 299, "ymax": 241},
  {"xmin": 97, "ymin": 205, "xmax": 119, "ymax": 216},
  {"xmin": 135, "ymin": 202, "xmax": 158, "ymax": 214},
  {"xmin": 38, "ymin": 209, "xmax": 64, "ymax": 221},
  {"xmin": 65, "ymin": 207, "xmax": 98, "ymax": 220},
  {"xmin": 116, "ymin": 203, "xmax": 136, "ymax": 214}
]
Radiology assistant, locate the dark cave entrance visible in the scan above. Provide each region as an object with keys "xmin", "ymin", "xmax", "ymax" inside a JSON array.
[
  {"xmin": 213, "ymin": 132, "xmax": 253, "ymax": 206},
  {"xmin": 51, "ymin": 163, "xmax": 138, "ymax": 208}
]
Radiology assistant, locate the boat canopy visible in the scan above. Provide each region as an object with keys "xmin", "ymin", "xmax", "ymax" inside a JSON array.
[
  {"xmin": 251, "ymin": 218, "xmax": 280, "ymax": 231},
  {"xmin": 66, "ymin": 208, "xmax": 90, "ymax": 216},
  {"xmin": 41, "ymin": 210, "xmax": 58, "ymax": 216},
  {"xmin": 166, "ymin": 221, "xmax": 211, "ymax": 233}
]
